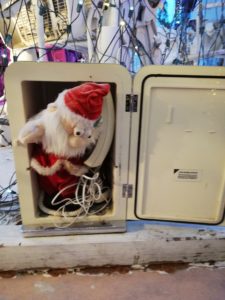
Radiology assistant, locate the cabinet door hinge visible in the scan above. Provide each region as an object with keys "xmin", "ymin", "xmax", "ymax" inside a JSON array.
[
  {"xmin": 122, "ymin": 184, "xmax": 133, "ymax": 198},
  {"xmin": 126, "ymin": 94, "xmax": 138, "ymax": 112}
]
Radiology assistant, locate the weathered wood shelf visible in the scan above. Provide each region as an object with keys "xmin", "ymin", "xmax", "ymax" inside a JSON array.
[{"xmin": 1, "ymin": 221, "xmax": 225, "ymax": 271}]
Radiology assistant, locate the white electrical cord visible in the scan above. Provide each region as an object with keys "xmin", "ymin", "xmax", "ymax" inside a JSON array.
[{"xmin": 38, "ymin": 171, "xmax": 111, "ymax": 228}]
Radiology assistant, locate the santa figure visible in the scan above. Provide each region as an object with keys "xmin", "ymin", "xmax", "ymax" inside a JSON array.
[{"xmin": 18, "ymin": 82, "xmax": 110, "ymax": 199}]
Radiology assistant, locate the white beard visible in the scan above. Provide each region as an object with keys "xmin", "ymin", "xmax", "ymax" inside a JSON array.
[{"xmin": 41, "ymin": 109, "xmax": 99, "ymax": 158}]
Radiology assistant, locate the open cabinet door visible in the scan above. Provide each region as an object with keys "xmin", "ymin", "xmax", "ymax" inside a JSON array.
[{"xmin": 129, "ymin": 66, "xmax": 225, "ymax": 224}]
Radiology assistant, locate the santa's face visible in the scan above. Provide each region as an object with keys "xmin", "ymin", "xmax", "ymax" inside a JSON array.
[
  {"xmin": 17, "ymin": 84, "xmax": 107, "ymax": 159},
  {"xmin": 42, "ymin": 108, "xmax": 101, "ymax": 158},
  {"xmin": 67, "ymin": 120, "xmax": 97, "ymax": 149}
]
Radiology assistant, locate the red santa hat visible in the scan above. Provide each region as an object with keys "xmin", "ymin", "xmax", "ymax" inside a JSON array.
[{"xmin": 64, "ymin": 82, "xmax": 110, "ymax": 121}]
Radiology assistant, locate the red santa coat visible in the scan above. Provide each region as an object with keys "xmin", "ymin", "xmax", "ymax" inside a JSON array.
[{"xmin": 31, "ymin": 145, "xmax": 83, "ymax": 198}]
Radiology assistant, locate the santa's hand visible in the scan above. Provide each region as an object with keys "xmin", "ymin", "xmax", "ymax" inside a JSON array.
[
  {"xmin": 18, "ymin": 123, "xmax": 44, "ymax": 145},
  {"xmin": 63, "ymin": 160, "xmax": 88, "ymax": 177}
]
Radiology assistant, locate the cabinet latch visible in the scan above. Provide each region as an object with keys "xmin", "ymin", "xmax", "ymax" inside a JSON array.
[
  {"xmin": 122, "ymin": 184, "xmax": 133, "ymax": 198},
  {"xmin": 126, "ymin": 94, "xmax": 138, "ymax": 112}
]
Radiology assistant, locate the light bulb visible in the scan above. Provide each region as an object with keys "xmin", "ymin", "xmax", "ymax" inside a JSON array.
[{"xmin": 120, "ymin": 20, "xmax": 126, "ymax": 27}]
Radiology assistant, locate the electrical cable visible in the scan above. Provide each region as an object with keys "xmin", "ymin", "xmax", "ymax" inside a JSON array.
[
  {"xmin": 5, "ymin": 0, "xmax": 13, "ymax": 38},
  {"xmin": 0, "ymin": 170, "xmax": 21, "ymax": 225},
  {"xmin": 116, "ymin": 1, "xmax": 155, "ymax": 65},
  {"xmin": 9, "ymin": 0, "xmax": 224, "ymax": 68},
  {"xmin": 0, "ymin": 3, "xmax": 8, "ymax": 36},
  {"xmin": 25, "ymin": 0, "xmax": 39, "ymax": 59},
  {"xmin": 9, "ymin": 0, "xmax": 25, "ymax": 52},
  {"xmin": 98, "ymin": 26, "xmax": 121, "ymax": 63},
  {"xmin": 38, "ymin": 170, "xmax": 111, "ymax": 228},
  {"xmin": 88, "ymin": 0, "xmax": 115, "ymax": 63},
  {"xmin": 205, "ymin": 3, "xmax": 224, "ymax": 63},
  {"xmin": 82, "ymin": 7, "xmax": 99, "ymax": 62}
]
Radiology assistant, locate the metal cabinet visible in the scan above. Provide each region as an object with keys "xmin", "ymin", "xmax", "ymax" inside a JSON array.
[{"xmin": 5, "ymin": 62, "xmax": 225, "ymax": 236}]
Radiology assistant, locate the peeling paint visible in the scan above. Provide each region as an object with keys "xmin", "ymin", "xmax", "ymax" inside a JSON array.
[
  {"xmin": 203, "ymin": 244, "xmax": 210, "ymax": 249},
  {"xmin": 34, "ymin": 281, "xmax": 55, "ymax": 293},
  {"xmin": 133, "ymin": 255, "xmax": 140, "ymax": 265},
  {"xmin": 156, "ymin": 270, "xmax": 168, "ymax": 275},
  {"xmin": 131, "ymin": 265, "xmax": 145, "ymax": 270},
  {"xmin": 173, "ymin": 237, "xmax": 181, "ymax": 241},
  {"xmin": 147, "ymin": 262, "xmax": 189, "ymax": 274}
]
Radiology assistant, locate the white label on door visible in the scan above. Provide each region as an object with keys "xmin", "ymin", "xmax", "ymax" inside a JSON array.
[{"xmin": 174, "ymin": 169, "xmax": 201, "ymax": 182}]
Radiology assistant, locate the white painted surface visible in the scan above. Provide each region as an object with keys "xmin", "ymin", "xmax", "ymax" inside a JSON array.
[{"xmin": 0, "ymin": 221, "xmax": 225, "ymax": 271}]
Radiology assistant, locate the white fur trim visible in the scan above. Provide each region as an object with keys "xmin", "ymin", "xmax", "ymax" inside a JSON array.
[{"xmin": 31, "ymin": 158, "xmax": 62, "ymax": 176}]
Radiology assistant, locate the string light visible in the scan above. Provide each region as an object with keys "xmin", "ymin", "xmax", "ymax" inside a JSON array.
[
  {"xmin": 128, "ymin": 6, "xmax": 134, "ymax": 18},
  {"xmin": 103, "ymin": 0, "xmax": 110, "ymax": 10},
  {"xmin": 120, "ymin": 20, "xmax": 126, "ymax": 27},
  {"xmin": 77, "ymin": 0, "xmax": 83, "ymax": 13}
]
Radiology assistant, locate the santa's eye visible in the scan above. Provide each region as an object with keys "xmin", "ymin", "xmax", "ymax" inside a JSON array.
[{"xmin": 74, "ymin": 128, "xmax": 84, "ymax": 136}]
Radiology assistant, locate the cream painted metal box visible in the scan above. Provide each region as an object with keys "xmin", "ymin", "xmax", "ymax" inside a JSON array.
[
  {"xmin": 5, "ymin": 63, "xmax": 131, "ymax": 236},
  {"xmin": 5, "ymin": 62, "xmax": 225, "ymax": 236}
]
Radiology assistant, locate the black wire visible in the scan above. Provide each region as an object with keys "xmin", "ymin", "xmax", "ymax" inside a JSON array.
[
  {"xmin": 27, "ymin": 0, "xmax": 82, "ymax": 61},
  {"xmin": 87, "ymin": 0, "xmax": 106, "ymax": 62},
  {"xmin": 111, "ymin": 1, "xmax": 144, "ymax": 69},
  {"xmin": 25, "ymin": 0, "xmax": 39, "ymax": 59},
  {"xmin": 127, "ymin": 24, "xmax": 155, "ymax": 64},
  {"xmin": 0, "ymin": 170, "xmax": 19, "ymax": 220},
  {"xmin": 92, "ymin": 0, "xmax": 128, "ymax": 64},
  {"xmin": 90, "ymin": 17, "xmax": 103, "ymax": 63},
  {"xmin": 115, "ymin": 2, "xmax": 155, "ymax": 65},
  {"xmin": 65, "ymin": 0, "xmax": 78, "ymax": 54},
  {"xmin": 4, "ymin": 0, "xmax": 225, "ymax": 68},
  {"xmin": 10, "ymin": 0, "xmax": 25, "ymax": 51},
  {"xmin": 205, "ymin": 3, "xmax": 224, "ymax": 61},
  {"xmin": 38, "ymin": 30, "xmax": 69, "ymax": 61},
  {"xmin": 0, "ymin": 131, "xmax": 11, "ymax": 145},
  {"xmin": 160, "ymin": 4, "xmax": 184, "ymax": 64},
  {"xmin": 0, "ymin": 3, "xmax": 9, "ymax": 36},
  {"xmin": 98, "ymin": 27, "xmax": 121, "ymax": 63},
  {"xmin": 178, "ymin": 12, "xmax": 192, "ymax": 64},
  {"xmin": 0, "ymin": 99, "xmax": 6, "ymax": 117},
  {"xmin": 28, "ymin": 17, "xmax": 72, "ymax": 60},
  {"xmin": 81, "ymin": 8, "xmax": 99, "ymax": 62},
  {"xmin": 160, "ymin": 0, "xmax": 202, "ymax": 65},
  {"xmin": 5, "ymin": 0, "xmax": 13, "ymax": 37},
  {"xmin": 119, "ymin": 0, "xmax": 123, "ymax": 64},
  {"xmin": 100, "ymin": 34, "xmax": 123, "ymax": 63},
  {"xmin": 122, "ymin": 24, "xmax": 145, "ymax": 67},
  {"xmin": 90, "ymin": 0, "xmax": 102, "ymax": 18}
]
